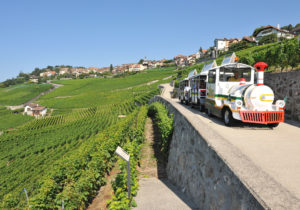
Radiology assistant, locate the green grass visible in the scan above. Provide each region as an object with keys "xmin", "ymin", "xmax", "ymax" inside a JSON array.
[
  {"xmin": 0, "ymin": 107, "xmax": 33, "ymax": 131},
  {"xmin": 0, "ymin": 83, "xmax": 53, "ymax": 105}
]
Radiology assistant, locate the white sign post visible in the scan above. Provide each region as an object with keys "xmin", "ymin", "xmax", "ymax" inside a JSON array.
[
  {"xmin": 23, "ymin": 188, "xmax": 30, "ymax": 210},
  {"xmin": 115, "ymin": 146, "xmax": 131, "ymax": 202}
]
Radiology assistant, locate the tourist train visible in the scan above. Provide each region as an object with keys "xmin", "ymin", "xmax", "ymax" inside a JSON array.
[{"xmin": 178, "ymin": 53, "xmax": 285, "ymax": 127}]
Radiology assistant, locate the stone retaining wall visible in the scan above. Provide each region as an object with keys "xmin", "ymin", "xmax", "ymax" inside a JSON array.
[
  {"xmin": 149, "ymin": 95, "xmax": 300, "ymax": 209},
  {"xmin": 265, "ymin": 71, "xmax": 300, "ymax": 121}
]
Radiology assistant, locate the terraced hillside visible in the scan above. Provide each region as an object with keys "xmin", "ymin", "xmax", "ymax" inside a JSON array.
[{"xmin": 0, "ymin": 68, "xmax": 176, "ymax": 209}]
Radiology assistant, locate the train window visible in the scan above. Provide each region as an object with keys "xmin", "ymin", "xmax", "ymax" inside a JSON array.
[
  {"xmin": 219, "ymin": 67, "xmax": 251, "ymax": 82},
  {"xmin": 208, "ymin": 70, "xmax": 216, "ymax": 83}
]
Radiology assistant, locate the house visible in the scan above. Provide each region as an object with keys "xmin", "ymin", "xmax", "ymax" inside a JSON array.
[
  {"xmin": 242, "ymin": 36, "xmax": 256, "ymax": 43},
  {"xmin": 255, "ymin": 25, "xmax": 295, "ymax": 41},
  {"xmin": 174, "ymin": 54, "xmax": 187, "ymax": 66},
  {"xmin": 129, "ymin": 64, "xmax": 144, "ymax": 72},
  {"xmin": 59, "ymin": 68, "xmax": 69, "ymax": 75},
  {"xmin": 214, "ymin": 38, "xmax": 229, "ymax": 51},
  {"xmin": 40, "ymin": 71, "xmax": 56, "ymax": 77},
  {"xmin": 88, "ymin": 67, "xmax": 99, "ymax": 73},
  {"xmin": 187, "ymin": 54, "xmax": 197, "ymax": 65},
  {"xmin": 24, "ymin": 103, "xmax": 47, "ymax": 118},
  {"xmin": 196, "ymin": 49, "xmax": 208, "ymax": 59},
  {"xmin": 228, "ymin": 38, "xmax": 242, "ymax": 46},
  {"xmin": 29, "ymin": 75, "xmax": 39, "ymax": 83}
]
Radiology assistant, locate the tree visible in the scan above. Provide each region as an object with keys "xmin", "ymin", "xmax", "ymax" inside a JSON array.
[
  {"xmin": 138, "ymin": 59, "xmax": 144, "ymax": 64},
  {"xmin": 252, "ymin": 26, "xmax": 264, "ymax": 37},
  {"xmin": 110, "ymin": 64, "xmax": 113, "ymax": 72},
  {"xmin": 32, "ymin": 67, "xmax": 41, "ymax": 76},
  {"xmin": 199, "ymin": 47, "xmax": 203, "ymax": 52},
  {"xmin": 281, "ymin": 24, "xmax": 293, "ymax": 32}
]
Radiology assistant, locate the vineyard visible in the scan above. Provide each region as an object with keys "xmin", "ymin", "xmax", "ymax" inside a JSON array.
[
  {"xmin": 0, "ymin": 107, "xmax": 33, "ymax": 131},
  {"xmin": 36, "ymin": 68, "xmax": 175, "ymax": 110},
  {"xmin": 0, "ymin": 83, "xmax": 53, "ymax": 106},
  {"xmin": 0, "ymin": 68, "xmax": 176, "ymax": 209}
]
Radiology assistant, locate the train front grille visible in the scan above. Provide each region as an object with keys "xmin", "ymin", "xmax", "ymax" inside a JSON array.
[{"xmin": 240, "ymin": 111, "xmax": 284, "ymax": 124}]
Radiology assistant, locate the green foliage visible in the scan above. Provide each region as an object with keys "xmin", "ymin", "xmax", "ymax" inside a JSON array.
[
  {"xmin": 0, "ymin": 68, "xmax": 174, "ymax": 209},
  {"xmin": 252, "ymin": 26, "xmax": 264, "ymax": 37},
  {"xmin": 281, "ymin": 24, "xmax": 293, "ymax": 32},
  {"xmin": 0, "ymin": 83, "xmax": 53, "ymax": 105},
  {"xmin": 148, "ymin": 102, "xmax": 174, "ymax": 158},
  {"xmin": 228, "ymin": 40, "xmax": 256, "ymax": 52},
  {"xmin": 108, "ymin": 106, "xmax": 148, "ymax": 209},
  {"xmin": 0, "ymin": 107, "xmax": 33, "ymax": 130},
  {"xmin": 37, "ymin": 69, "xmax": 175, "ymax": 110},
  {"xmin": 258, "ymin": 33, "xmax": 278, "ymax": 45}
]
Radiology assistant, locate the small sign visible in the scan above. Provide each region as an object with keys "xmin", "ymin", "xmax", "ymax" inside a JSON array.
[{"xmin": 115, "ymin": 146, "xmax": 130, "ymax": 162}]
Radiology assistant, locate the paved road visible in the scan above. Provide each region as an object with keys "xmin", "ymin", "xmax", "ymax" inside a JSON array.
[
  {"xmin": 161, "ymin": 84, "xmax": 300, "ymax": 201},
  {"xmin": 134, "ymin": 178, "xmax": 197, "ymax": 210}
]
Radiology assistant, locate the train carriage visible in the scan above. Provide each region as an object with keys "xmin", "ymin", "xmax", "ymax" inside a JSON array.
[
  {"xmin": 204, "ymin": 53, "xmax": 285, "ymax": 127},
  {"xmin": 178, "ymin": 78, "xmax": 190, "ymax": 104},
  {"xmin": 189, "ymin": 61, "xmax": 217, "ymax": 111},
  {"xmin": 178, "ymin": 69, "xmax": 197, "ymax": 104}
]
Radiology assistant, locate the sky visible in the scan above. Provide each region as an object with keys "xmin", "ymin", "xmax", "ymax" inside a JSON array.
[{"xmin": 0, "ymin": 0, "xmax": 299, "ymax": 82}]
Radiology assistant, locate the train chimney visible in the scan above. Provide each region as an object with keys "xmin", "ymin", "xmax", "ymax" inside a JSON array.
[{"xmin": 254, "ymin": 62, "xmax": 268, "ymax": 86}]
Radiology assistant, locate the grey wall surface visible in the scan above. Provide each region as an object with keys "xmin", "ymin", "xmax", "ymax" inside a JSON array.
[
  {"xmin": 265, "ymin": 71, "xmax": 300, "ymax": 121},
  {"xmin": 149, "ymin": 97, "xmax": 264, "ymax": 210}
]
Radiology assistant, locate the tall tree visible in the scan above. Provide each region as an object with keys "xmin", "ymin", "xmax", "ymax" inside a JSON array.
[
  {"xmin": 110, "ymin": 64, "xmax": 113, "ymax": 72},
  {"xmin": 138, "ymin": 59, "xmax": 144, "ymax": 64}
]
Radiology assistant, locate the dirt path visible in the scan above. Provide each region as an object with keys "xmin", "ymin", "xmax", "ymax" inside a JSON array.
[
  {"xmin": 6, "ymin": 82, "xmax": 63, "ymax": 110},
  {"xmin": 87, "ymin": 164, "xmax": 120, "ymax": 210}
]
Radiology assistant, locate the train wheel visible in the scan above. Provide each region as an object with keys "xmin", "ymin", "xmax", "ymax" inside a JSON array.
[
  {"xmin": 199, "ymin": 105, "xmax": 205, "ymax": 112},
  {"xmin": 223, "ymin": 109, "xmax": 234, "ymax": 126},
  {"xmin": 206, "ymin": 108, "xmax": 212, "ymax": 117},
  {"xmin": 268, "ymin": 123, "xmax": 279, "ymax": 128}
]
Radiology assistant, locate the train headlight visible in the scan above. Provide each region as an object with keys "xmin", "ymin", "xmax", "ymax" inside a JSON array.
[
  {"xmin": 235, "ymin": 100, "xmax": 243, "ymax": 109},
  {"xmin": 276, "ymin": 100, "xmax": 285, "ymax": 109}
]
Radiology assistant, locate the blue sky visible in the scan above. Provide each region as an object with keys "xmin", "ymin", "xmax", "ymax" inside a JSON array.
[{"xmin": 0, "ymin": 0, "xmax": 299, "ymax": 82}]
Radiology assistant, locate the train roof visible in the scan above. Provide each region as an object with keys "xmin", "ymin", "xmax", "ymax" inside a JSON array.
[
  {"xmin": 188, "ymin": 69, "xmax": 197, "ymax": 78},
  {"xmin": 219, "ymin": 62, "xmax": 253, "ymax": 69},
  {"xmin": 200, "ymin": 60, "xmax": 217, "ymax": 76},
  {"xmin": 179, "ymin": 77, "xmax": 189, "ymax": 82}
]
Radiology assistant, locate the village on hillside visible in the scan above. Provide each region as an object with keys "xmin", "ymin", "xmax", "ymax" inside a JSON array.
[{"xmin": 1, "ymin": 23, "xmax": 299, "ymax": 87}]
